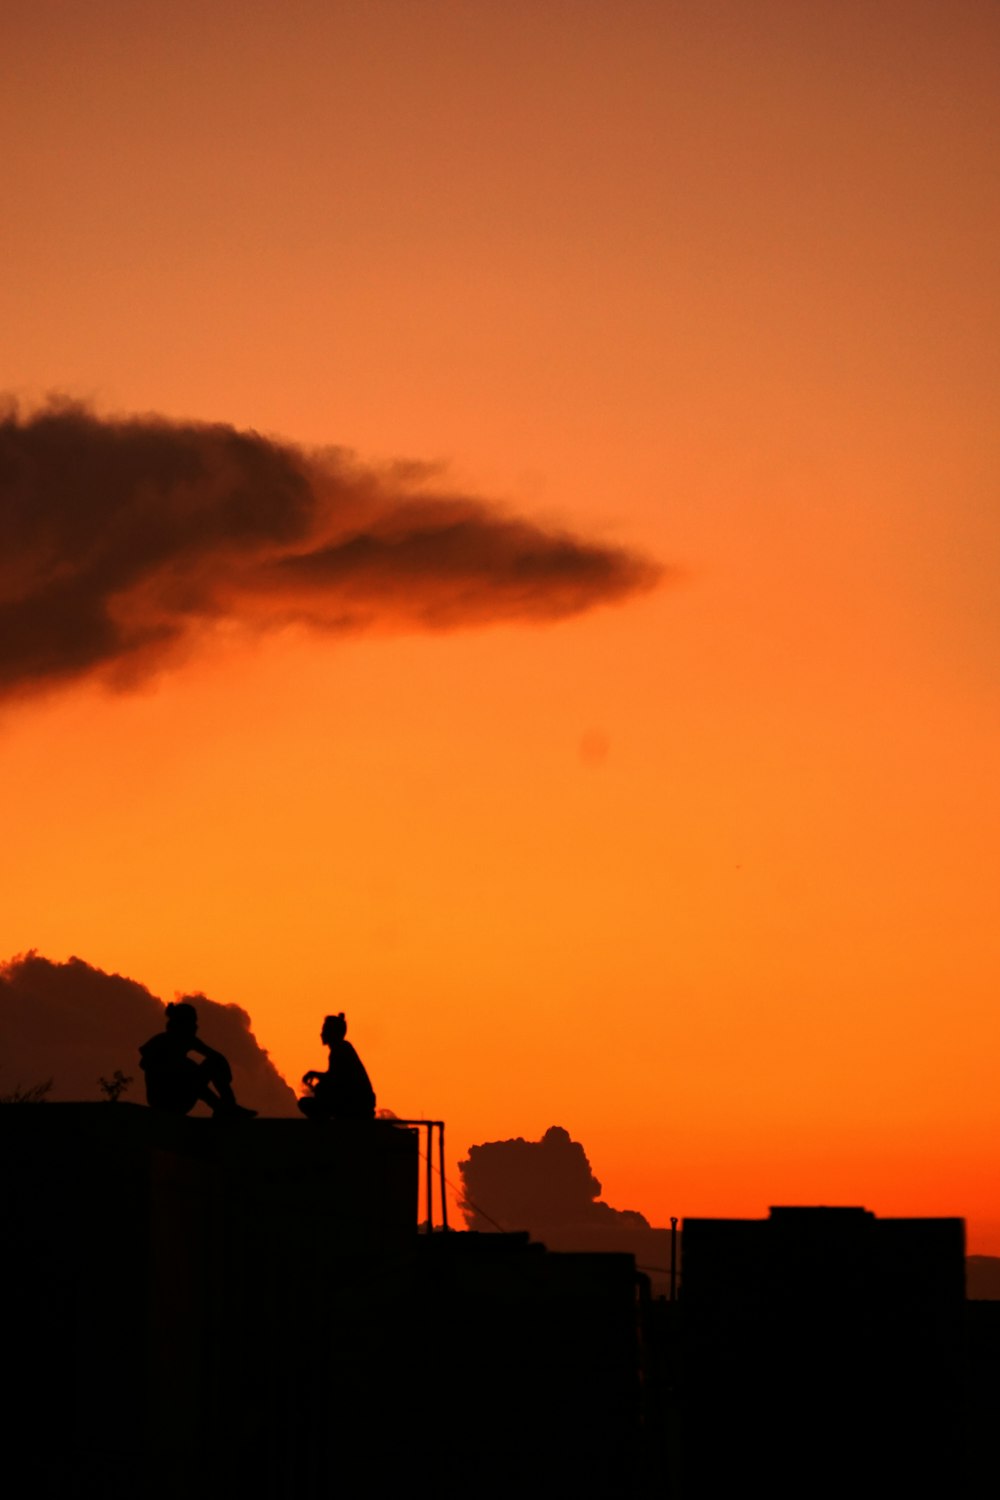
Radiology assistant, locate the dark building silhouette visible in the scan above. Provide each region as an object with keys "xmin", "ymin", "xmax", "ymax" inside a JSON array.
[
  {"xmin": 6, "ymin": 1103, "xmax": 994, "ymax": 1499},
  {"xmin": 1, "ymin": 1104, "xmax": 647, "ymax": 1499},
  {"xmin": 674, "ymin": 1206, "xmax": 967, "ymax": 1497}
]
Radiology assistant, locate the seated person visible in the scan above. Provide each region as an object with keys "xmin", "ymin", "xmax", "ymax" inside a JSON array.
[
  {"xmin": 299, "ymin": 1012, "xmax": 376, "ymax": 1120},
  {"xmin": 140, "ymin": 999, "xmax": 256, "ymax": 1118}
]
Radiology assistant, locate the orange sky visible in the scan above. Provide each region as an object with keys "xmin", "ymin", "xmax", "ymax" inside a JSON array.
[{"xmin": 3, "ymin": 1, "xmax": 1000, "ymax": 1246}]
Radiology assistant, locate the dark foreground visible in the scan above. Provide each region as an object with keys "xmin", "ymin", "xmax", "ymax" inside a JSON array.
[{"xmin": 2, "ymin": 1105, "xmax": 995, "ymax": 1498}]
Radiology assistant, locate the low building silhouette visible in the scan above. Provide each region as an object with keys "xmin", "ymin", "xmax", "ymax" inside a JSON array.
[
  {"xmin": 675, "ymin": 1206, "xmax": 967, "ymax": 1496},
  {"xmin": 2, "ymin": 1104, "xmax": 647, "ymax": 1499},
  {"xmin": 7, "ymin": 1107, "xmax": 993, "ymax": 1498}
]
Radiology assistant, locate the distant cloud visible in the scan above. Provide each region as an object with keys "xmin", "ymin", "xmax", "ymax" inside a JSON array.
[
  {"xmin": 0, "ymin": 951, "xmax": 298, "ymax": 1115},
  {"xmin": 459, "ymin": 1125, "xmax": 650, "ymax": 1231},
  {"xmin": 459, "ymin": 1126, "xmax": 674, "ymax": 1292},
  {"xmin": 0, "ymin": 401, "xmax": 663, "ymax": 701}
]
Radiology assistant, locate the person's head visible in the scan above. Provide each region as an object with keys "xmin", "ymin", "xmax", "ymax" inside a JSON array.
[
  {"xmin": 321, "ymin": 1013, "xmax": 348, "ymax": 1046},
  {"xmin": 165, "ymin": 1000, "xmax": 198, "ymax": 1036}
]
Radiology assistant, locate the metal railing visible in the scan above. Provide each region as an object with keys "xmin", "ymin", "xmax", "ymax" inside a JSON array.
[{"xmin": 391, "ymin": 1119, "xmax": 448, "ymax": 1233}]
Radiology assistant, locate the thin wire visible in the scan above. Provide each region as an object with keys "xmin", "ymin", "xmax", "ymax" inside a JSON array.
[{"xmin": 414, "ymin": 1142, "xmax": 508, "ymax": 1233}]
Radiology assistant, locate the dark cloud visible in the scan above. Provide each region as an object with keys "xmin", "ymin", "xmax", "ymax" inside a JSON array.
[
  {"xmin": 0, "ymin": 951, "xmax": 298, "ymax": 1115},
  {"xmin": 459, "ymin": 1124, "xmax": 648, "ymax": 1229},
  {"xmin": 458, "ymin": 1125, "xmax": 673, "ymax": 1291},
  {"xmin": 0, "ymin": 401, "xmax": 663, "ymax": 700}
]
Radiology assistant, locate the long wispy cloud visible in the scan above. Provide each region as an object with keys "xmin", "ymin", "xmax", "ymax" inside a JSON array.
[{"xmin": 0, "ymin": 401, "xmax": 662, "ymax": 700}]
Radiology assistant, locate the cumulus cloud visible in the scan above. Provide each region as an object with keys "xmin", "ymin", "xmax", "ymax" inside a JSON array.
[
  {"xmin": 0, "ymin": 401, "xmax": 663, "ymax": 701},
  {"xmin": 0, "ymin": 951, "xmax": 298, "ymax": 1115},
  {"xmin": 459, "ymin": 1125, "xmax": 648, "ymax": 1230},
  {"xmin": 458, "ymin": 1125, "xmax": 673, "ymax": 1291}
]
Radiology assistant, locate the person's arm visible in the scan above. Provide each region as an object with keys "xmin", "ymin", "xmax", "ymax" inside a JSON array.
[{"xmin": 188, "ymin": 1037, "xmax": 228, "ymax": 1073}]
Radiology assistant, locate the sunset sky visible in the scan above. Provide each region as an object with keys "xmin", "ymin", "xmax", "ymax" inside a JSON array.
[{"xmin": 3, "ymin": 1, "xmax": 1000, "ymax": 1247}]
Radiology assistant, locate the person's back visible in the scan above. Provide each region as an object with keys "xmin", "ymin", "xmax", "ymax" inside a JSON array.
[
  {"xmin": 139, "ymin": 1023, "xmax": 200, "ymax": 1113},
  {"xmin": 323, "ymin": 1035, "xmax": 376, "ymax": 1118}
]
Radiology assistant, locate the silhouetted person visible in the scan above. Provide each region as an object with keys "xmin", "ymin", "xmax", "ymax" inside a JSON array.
[
  {"xmin": 139, "ymin": 1000, "xmax": 257, "ymax": 1118},
  {"xmin": 299, "ymin": 1012, "xmax": 376, "ymax": 1120}
]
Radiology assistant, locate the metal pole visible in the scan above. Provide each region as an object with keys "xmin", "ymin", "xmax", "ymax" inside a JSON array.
[
  {"xmin": 437, "ymin": 1121, "xmax": 448, "ymax": 1231},
  {"xmin": 670, "ymin": 1217, "xmax": 678, "ymax": 1302},
  {"xmin": 425, "ymin": 1125, "xmax": 434, "ymax": 1233}
]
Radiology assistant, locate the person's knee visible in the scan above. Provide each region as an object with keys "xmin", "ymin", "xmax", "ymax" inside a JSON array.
[{"xmin": 201, "ymin": 1051, "xmax": 233, "ymax": 1088}]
